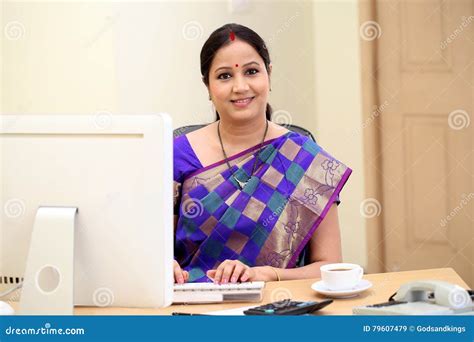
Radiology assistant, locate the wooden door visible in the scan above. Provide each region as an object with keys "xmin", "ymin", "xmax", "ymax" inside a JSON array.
[{"xmin": 375, "ymin": 0, "xmax": 473, "ymax": 287}]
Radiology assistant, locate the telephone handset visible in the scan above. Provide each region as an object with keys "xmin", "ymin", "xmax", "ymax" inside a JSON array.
[
  {"xmin": 392, "ymin": 280, "xmax": 472, "ymax": 309},
  {"xmin": 353, "ymin": 280, "xmax": 473, "ymax": 315}
]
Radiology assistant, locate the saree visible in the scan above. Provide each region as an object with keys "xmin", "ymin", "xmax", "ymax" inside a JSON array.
[{"xmin": 173, "ymin": 131, "xmax": 352, "ymax": 282}]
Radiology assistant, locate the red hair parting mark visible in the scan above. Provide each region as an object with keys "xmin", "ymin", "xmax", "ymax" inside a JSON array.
[{"xmin": 230, "ymin": 31, "xmax": 235, "ymax": 41}]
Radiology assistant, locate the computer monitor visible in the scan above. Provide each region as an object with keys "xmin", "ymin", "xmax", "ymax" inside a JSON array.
[{"xmin": 0, "ymin": 114, "xmax": 173, "ymax": 314}]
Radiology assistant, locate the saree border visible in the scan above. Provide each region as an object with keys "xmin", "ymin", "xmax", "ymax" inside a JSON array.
[{"xmin": 286, "ymin": 167, "xmax": 353, "ymax": 268}]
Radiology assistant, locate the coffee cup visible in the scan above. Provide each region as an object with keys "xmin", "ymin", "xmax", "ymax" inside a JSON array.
[{"xmin": 320, "ymin": 263, "xmax": 363, "ymax": 291}]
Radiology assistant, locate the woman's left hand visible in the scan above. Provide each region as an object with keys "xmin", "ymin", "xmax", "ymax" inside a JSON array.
[{"xmin": 206, "ymin": 259, "xmax": 273, "ymax": 284}]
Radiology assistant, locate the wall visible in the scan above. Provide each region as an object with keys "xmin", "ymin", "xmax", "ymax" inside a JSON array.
[
  {"xmin": 312, "ymin": 1, "xmax": 366, "ymax": 267},
  {"xmin": 1, "ymin": 0, "xmax": 367, "ymax": 269}
]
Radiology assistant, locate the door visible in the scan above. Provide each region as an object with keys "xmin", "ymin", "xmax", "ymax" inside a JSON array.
[{"xmin": 376, "ymin": 0, "xmax": 473, "ymax": 287}]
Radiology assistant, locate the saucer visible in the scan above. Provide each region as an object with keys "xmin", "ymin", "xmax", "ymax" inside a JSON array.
[{"xmin": 311, "ymin": 279, "xmax": 373, "ymax": 298}]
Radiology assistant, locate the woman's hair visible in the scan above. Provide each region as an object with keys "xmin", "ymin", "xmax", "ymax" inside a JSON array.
[{"xmin": 200, "ymin": 23, "xmax": 272, "ymax": 121}]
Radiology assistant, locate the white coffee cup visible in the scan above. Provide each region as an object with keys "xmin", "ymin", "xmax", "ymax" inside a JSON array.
[{"xmin": 320, "ymin": 263, "xmax": 363, "ymax": 291}]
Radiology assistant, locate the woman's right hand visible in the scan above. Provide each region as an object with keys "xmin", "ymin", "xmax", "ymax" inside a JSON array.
[{"xmin": 173, "ymin": 260, "xmax": 189, "ymax": 284}]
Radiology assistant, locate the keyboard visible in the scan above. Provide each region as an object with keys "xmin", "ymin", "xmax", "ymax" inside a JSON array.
[{"xmin": 173, "ymin": 281, "xmax": 265, "ymax": 303}]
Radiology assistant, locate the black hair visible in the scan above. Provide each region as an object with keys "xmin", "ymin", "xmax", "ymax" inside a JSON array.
[{"xmin": 200, "ymin": 23, "xmax": 272, "ymax": 121}]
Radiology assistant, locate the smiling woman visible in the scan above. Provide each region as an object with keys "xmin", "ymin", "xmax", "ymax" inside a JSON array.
[
  {"xmin": 200, "ymin": 23, "xmax": 273, "ymax": 122},
  {"xmin": 172, "ymin": 23, "xmax": 352, "ymax": 284}
]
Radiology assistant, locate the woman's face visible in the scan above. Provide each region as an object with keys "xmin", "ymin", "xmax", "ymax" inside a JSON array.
[{"xmin": 208, "ymin": 39, "xmax": 271, "ymax": 122}]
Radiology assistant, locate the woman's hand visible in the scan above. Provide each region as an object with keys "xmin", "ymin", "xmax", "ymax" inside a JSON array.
[
  {"xmin": 174, "ymin": 260, "xmax": 189, "ymax": 284},
  {"xmin": 206, "ymin": 259, "xmax": 276, "ymax": 283}
]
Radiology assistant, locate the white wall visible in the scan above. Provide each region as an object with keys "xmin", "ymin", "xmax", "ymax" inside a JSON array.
[
  {"xmin": 312, "ymin": 1, "xmax": 366, "ymax": 267},
  {"xmin": 113, "ymin": 0, "xmax": 316, "ymax": 130},
  {"xmin": 1, "ymin": 1, "xmax": 314, "ymax": 127},
  {"xmin": 2, "ymin": 0, "xmax": 367, "ymax": 269}
]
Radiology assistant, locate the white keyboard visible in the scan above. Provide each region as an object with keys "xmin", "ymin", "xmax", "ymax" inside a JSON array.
[{"xmin": 173, "ymin": 281, "xmax": 265, "ymax": 303}]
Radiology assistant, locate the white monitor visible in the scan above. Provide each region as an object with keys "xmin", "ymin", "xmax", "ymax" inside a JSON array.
[{"xmin": 0, "ymin": 114, "xmax": 173, "ymax": 313}]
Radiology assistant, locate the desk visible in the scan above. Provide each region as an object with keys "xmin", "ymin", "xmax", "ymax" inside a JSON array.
[{"xmin": 73, "ymin": 268, "xmax": 468, "ymax": 315}]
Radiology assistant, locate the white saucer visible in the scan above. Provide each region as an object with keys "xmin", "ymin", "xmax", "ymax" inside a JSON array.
[{"xmin": 311, "ymin": 279, "xmax": 373, "ymax": 298}]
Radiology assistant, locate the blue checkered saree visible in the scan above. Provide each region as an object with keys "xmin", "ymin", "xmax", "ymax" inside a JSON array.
[{"xmin": 173, "ymin": 131, "xmax": 352, "ymax": 282}]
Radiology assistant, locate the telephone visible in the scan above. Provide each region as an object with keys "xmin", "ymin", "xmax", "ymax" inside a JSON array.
[{"xmin": 353, "ymin": 280, "xmax": 473, "ymax": 315}]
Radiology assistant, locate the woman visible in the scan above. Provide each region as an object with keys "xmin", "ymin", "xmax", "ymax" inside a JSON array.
[{"xmin": 173, "ymin": 23, "xmax": 351, "ymax": 284}]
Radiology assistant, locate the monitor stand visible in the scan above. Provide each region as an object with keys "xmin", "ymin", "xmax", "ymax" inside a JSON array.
[{"xmin": 19, "ymin": 207, "xmax": 78, "ymax": 315}]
